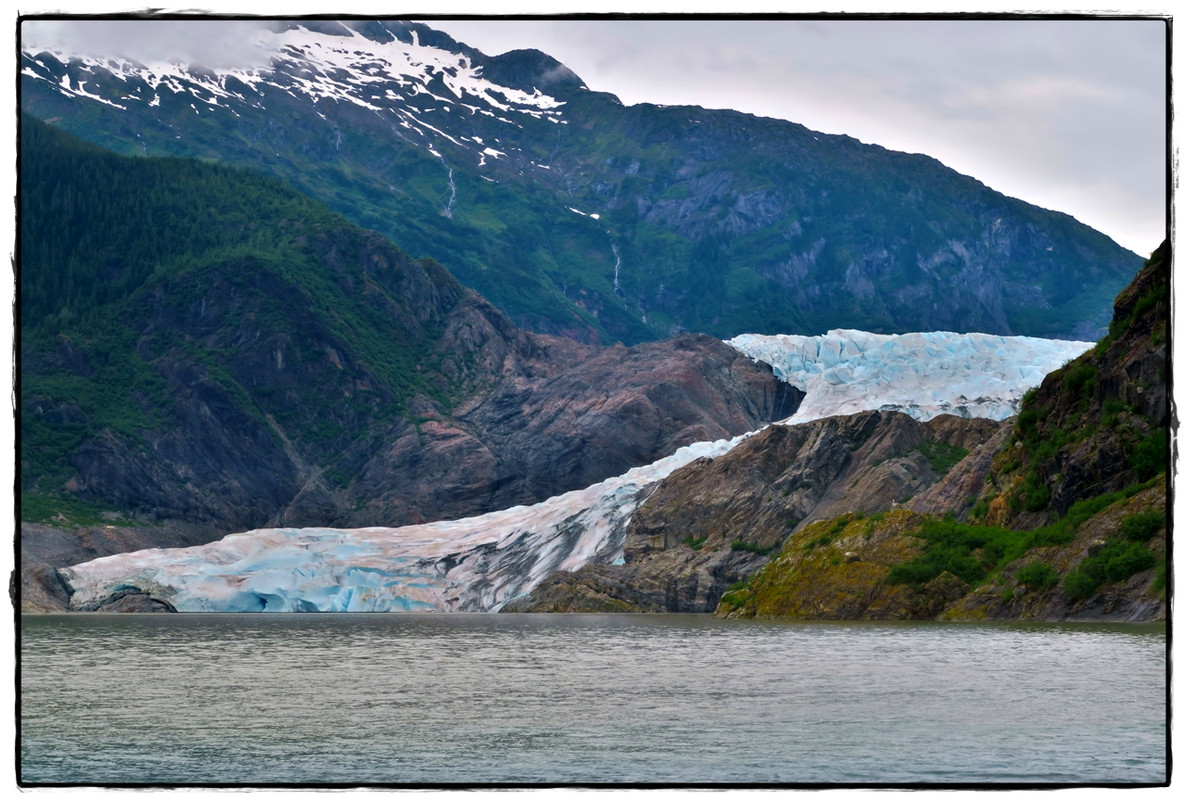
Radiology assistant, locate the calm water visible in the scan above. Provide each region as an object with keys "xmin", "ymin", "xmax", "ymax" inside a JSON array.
[{"xmin": 20, "ymin": 613, "xmax": 1167, "ymax": 786}]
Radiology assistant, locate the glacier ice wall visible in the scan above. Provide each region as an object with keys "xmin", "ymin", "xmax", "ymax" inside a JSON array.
[
  {"xmin": 62, "ymin": 329, "xmax": 1093, "ymax": 613},
  {"xmin": 728, "ymin": 329, "xmax": 1092, "ymax": 424}
]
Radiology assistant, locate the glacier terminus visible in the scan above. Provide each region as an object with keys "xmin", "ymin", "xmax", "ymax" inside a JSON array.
[{"xmin": 61, "ymin": 329, "xmax": 1093, "ymax": 613}]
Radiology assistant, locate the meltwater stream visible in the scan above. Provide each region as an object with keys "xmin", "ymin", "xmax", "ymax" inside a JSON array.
[
  {"xmin": 59, "ymin": 330, "xmax": 1092, "ymax": 613},
  {"xmin": 20, "ymin": 614, "xmax": 1166, "ymax": 785}
]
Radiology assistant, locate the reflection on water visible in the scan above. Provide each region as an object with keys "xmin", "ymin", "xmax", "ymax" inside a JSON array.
[{"xmin": 20, "ymin": 613, "xmax": 1167, "ymax": 785}]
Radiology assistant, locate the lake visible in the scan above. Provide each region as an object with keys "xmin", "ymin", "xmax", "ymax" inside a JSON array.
[{"xmin": 19, "ymin": 612, "xmax": 1167, "ymax": 786}]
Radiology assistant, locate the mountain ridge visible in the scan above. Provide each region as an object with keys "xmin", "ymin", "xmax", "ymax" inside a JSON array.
[{"xmin": 21, "ymin": 18, "xmax": 1143, "ymax": 344}]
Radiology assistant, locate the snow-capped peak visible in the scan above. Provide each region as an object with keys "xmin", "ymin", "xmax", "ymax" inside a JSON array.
[{"xmin": 20, "ymin": 20, "xmax": 567, "ymax": 164}]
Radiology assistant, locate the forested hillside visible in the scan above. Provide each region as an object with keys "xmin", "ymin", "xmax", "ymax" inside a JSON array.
[
  {"xmin": 20, "ymin": 116, "xmax": 791, "ymax": 540},
  {"xmin": 22, "ymin": 114, "xmax": 463, "ymax": 526}
]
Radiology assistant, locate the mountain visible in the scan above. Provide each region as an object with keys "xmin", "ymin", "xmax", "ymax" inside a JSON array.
[
  {"xmin": 506, "ymin": 411, "xmax": 1009, "ymax": 613},
  {"xmin": 709, "ymin": 244, "xmax": 1168, "ymax": 621},
  {"xmin": 21, "ymin": 19, "xmax": 1143, "ymax": 344},
  {"xmin": 19, "ymin": 116, "xmax": 794, "ymax": 552},
  {"xmin": 44, "ymin": 328, "xmax": 1091, "ymax": 614}
]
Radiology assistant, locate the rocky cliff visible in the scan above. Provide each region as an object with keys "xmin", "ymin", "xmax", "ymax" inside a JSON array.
[
  {"xmin": 979, "ymin": 240, "xmax": 1170, "ymax": 527},
  {"xmin": 347, "ymin": 333, "xmax": 801, "ymax": 526},
  {"xmin": 508, "ymin": 244, "xmax": 1169, "ymax": 620},
  {"xmin": 712, "ymin": 244, "xmax": 1169, "ymax": 622}
]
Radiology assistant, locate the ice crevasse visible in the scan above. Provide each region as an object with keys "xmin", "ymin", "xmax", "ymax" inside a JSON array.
[{"xmin": 61, "ymin": 329, "xmax": 1093, "ymax": 613}]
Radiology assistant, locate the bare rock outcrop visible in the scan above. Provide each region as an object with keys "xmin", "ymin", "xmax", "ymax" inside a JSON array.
[{"xmin": 505, "ymin": 411, "xmax": 1004, "ymax": 613}]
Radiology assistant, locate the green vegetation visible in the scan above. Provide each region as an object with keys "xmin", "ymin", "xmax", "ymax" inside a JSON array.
[
  {"xmin": 1016, "ymin": 402, "xmax": 1045, "ymax": 442},
  {"xmin": 803, "ymin": 515, "xmax": 853, "ymax": 550},
  {"xmin": 1061, "ymin": 362, "xmax": 1097, "ymax": 404},
  {"xmin": 887, "ymin": 478, "xmax": 1161, "ymax": 592},
  {"xmin": 1019, "ymin": 469, "xmax": 1052, "ymax": 513},
  {"xmin": 1130, "ymin": 428, "xmax": 1168, "ymax": 481},
  {"xmin": 1064, "ymin": 540, "xmax": 1156, "ymax": 601},
  {"xmin": 717, "ymin": 576, "xmax": 754, "ymax": 614},
  {"xmin": 1014, "ymin": 561, "xmax": 1059, "ymax": 591},
  {"xmin": 1102, "ymin": 398, "xmax": 1131, "ymax": 427},
  {"xmin": 18, "ymin": 115, "xmax": 468, "ymax": 516},
  {"xmin": 1005, "ymin": 315, "xmax": 1167, "ymax": 520},
  {"xmin": 730, "ymin": 540, "xmax": 777, "ymax": 556},
  {"xmin": 1152, "ymin": 556, "xmax": 1167, "ymax": 597},
  {"xmin": 682, "ymin": 535, "xmax": 708, "ymax": 551},
  {"xmin": 1096, "ymin": 276, "xmax": 1169, "ymax": 355},
  {"xmin": 1120, "ymin": 510, "xmax": 1165, "ymax": 542},
  {"xmin": 913, "ymin": 440, "xmax": 970, "ymax": 475},
  {"xmin": 20, "ymin": 492, "xmax": 134, "ymax": 528}
]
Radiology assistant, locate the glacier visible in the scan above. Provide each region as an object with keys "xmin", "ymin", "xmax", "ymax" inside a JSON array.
[
  {"xmin": 728, "ymin": 329, "xmax": 1093, "ymax": 423},
  {"xmin": 62, "ymin": 436, "xmax": 748, "ymax": 613},
  {"xmin": 61, "ymin": 329, "xmax": 1093, "ymax": 613}
]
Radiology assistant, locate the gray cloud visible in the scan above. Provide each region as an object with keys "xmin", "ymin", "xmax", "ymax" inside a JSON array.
[{"xmin": 21, "ymin": 19, "xmax": 279, "ymax": 69}]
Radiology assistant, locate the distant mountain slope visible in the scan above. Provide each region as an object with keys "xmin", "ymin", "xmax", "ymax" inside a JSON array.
[
  {"xmin": 21, "ymin": 19, "xmax": 1143, "ymax": 343},
  {"xmin": 19, "ymin": 116, "xmax": 792, "ymax": 540}
]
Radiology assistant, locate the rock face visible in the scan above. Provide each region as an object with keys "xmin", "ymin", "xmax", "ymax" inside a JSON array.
[
  {"xmin": 906, "ymin": 420, "xmax": 1013, "ymax": 517},
  {"xmin": 710, "ymin": 244, "xmax": 1169, "ymax": 622},
  {"xmin": 982, "ymin": 240, "xmax": 1170, "ymax": 527},
  {"xmin": 345, "ymin": 333, "xmax": 801, "ymax": 527},
  {"xmin": 504, "ymin": 411, "xmax": 1003, "ymax": 612},
  {"xmin": 509, "ymin": 243, "xmax": 1169, "ymax": 621}
]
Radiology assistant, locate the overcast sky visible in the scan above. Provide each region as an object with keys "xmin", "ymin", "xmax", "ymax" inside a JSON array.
[{"xmin": 17, "ymin": 10, "xmax": 1170, "ymax": 255}]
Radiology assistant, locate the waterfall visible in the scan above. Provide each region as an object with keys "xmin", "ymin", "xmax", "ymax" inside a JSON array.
[
  {"xmin": 611, "ymin": 242, "xmax": 623, "ymax": 297},
  {"xmin": 443, "ymin": 166, "xmax": 457, "ymax": 218}
]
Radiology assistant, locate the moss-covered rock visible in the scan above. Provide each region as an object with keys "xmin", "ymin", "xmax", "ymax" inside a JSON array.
[
  {"xmin": 979, "ymin": 242, "xmax": 1169, "ymax": 527},
  {"xmin": 717, "ymin": 482, "xmax": 1165, "ymax": 622}
]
